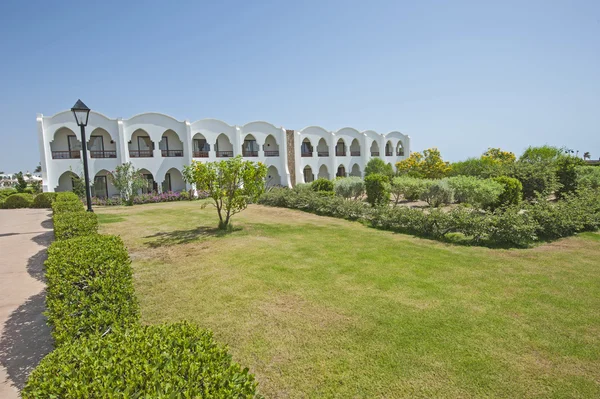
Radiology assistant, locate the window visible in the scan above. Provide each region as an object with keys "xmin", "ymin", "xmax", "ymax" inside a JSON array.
[
  {"xmin": 162, "ymin": 173, "xmax": 172, "ymax": 193},
  {"xmin": 89, "ymin": 135, "xmax": 104, "ymax": 151},
  {"xmin": 93, "ymin": 176, "xmax": 108, "ymax": 198}
]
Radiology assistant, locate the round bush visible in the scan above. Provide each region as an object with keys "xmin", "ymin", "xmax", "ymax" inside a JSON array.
[
  {"xmin": 55, "ymin": 191, "xmax": 80, "ymax": 202},
  {"xmin": 32, "ymin": 192, "xmax": 58, "ymax": 208},
  {"xmin": 0, "ymin": 188, "xmax": 17, "ymax": 199},
  {"xmin": 334, "ymin": 177, "xmax": 365, "ymax": 199},
  {"xmin": 420, "ymin": 180, "xmax": 454, "ymax": 207},
  {"xmin": 311, "ymin": 178, "xmax": 334, "ymax": 192},
  {"xmin": 493, "ymin": 176, "xmax": 522, "ymax": 207},
  {"xmin": 365, "ymin": 173, "xmax": 391, "ymax": 206},
  {"xmin": 2, "ymin": 193, "xmax": 33, "ymax": 209},
  {"xmin": 23, "ymin": 322, "xmax": 259, "ymax": 398}
]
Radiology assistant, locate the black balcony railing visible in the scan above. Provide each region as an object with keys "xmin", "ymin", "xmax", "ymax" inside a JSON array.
[
  {"xmin": 301, "ymin": 152, "xmax": 312, "ymax": 157},
  {"xmin": 264, "ymin": 150, "xmax": 279, "ymax": 157},
  {"xmin": 385, "ymin": 151, "xmax": 393, "ymax": 156},
  {"xmin": 216, "ymin": 151, "xmax": 233, "ymax": 158},
  {"xmin": 193, "ymin": 151, "xmax": 209, "ymax": 158},
  {"xmin": 350, "ymin": 151, "xmax": 360, "ymax": 156},
  {"xmin": 318, "ymin": 151, "xmax": 329, "ymax": 157},
  {"xmin": 162, "ymin": 149, "xmax": 184, "ymax": 157},
  {"xmin": 130, "ymin": 150, "xmax": 153, "ymax": 158},
  {"xmin": 371, "ymin": 151, "xmax": 380, "ymax": 156},
  {"xmin": 52, "ymin": 150, "xmax": 80, "ymax": 159},
  {"xmin": 90, "ymin": 150, "xmax": 117, "ymax": 158},
  {"xmin": 242, "ymin": 150, "xmax": 258, "ymax": 157},
  {"xmin": 336, "ymin": 150, "xmax": 346, "ymax": 156}
]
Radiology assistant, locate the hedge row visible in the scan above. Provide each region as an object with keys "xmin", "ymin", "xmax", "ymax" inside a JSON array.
[
  {"xmin": 23, "ymin": 193, "xmax": 259, "ymax": 397},
  {"xmin": 258, "ymin": 187, "xmax": 600, "ymax": 248}
]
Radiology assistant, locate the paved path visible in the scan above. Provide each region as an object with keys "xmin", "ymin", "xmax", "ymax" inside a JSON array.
[{"xmin": 0, "ymin": 209, "xmax": 53, "ymax": 398}]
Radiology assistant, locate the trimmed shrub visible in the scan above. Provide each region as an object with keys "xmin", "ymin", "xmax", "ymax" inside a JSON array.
[
  {"xmin": 312, "ymin": 178, "xmax": 334, "ymax": 192},
  {"xmin": 44, "ymin": 234, "xmax": 138, "ymax": 346},
  {"xmin": 365, "ymin": 173, "xmax": 391, "ymax": 206},
  {"xmin": 32, "ymin": 192, "xmax": 58, "ymax": 208},
  {"xmin": 364, "ymin": 158, "xmax": 394, "ymax": 179},
  {"xmin": 420, "ymin": 180, "xmax": 454, "ymax": 207},
  {"xmin": 53, "ymin": 211, "xmax": 98, "ymax": 240},
  {"xmin": 0, "ymin": 188, "xmax": 17, "ymax": 199},
  {"xmin": 2, "ymin": 193, "xmax": 34, "ymax": 209},
  {"xmin": 510, "ymin": 161, "xmax": 560, "ymax": 199},
  {"xmin": 293, "ymin": 183, "xmax": 312, "ymax": 193},
  {"xmin": 55, "ymin": 191, "xmax": 80, "ymax": 202},
  {"xmin": 390, "ymin": 176, "xmax": 428, "ymax": 203},
  {"xmin": 493, "ymin": 176, "xmax": 522, "ymax": 207},
  {"xmin": 334, "ymin": 177, "xmax": 365, "ymax": 199},
  {"xmin": 447, "ymin": 176, "xmax": 504, "ymax": 208},
  {"xmin": 577, "ymin": 166, "xmax": 600, "ymax": 191},
  {"xmin": 22, "ymin": 322, "xmax": 258, "ymax": 398},
  {"xmin": 52, "ymin": 199, "xmax": 85, "ymax": 213}
]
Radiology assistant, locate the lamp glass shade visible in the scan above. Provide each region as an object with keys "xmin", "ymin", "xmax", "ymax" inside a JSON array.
[{"xmin": 71, "ymin": 99, "xmax": 91, "ymax": 127}]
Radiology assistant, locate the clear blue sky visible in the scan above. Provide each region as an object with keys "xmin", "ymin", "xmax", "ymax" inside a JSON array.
[{"xmin": 1, "ymin": 0, "xmax": 599, "ymax": 172}]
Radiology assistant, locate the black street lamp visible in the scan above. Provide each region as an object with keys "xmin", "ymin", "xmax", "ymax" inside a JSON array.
[{"xmin": 71, "ymin": 99, "xmax": 93, "ymax": 212}]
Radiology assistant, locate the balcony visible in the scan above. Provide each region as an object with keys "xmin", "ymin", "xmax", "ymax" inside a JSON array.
[
  {"xmin": 52, "ymin": 150, "xmax": 80, "ymax": 159},
  {"xmin": 385, "ymin": 151, "xmax": 393, "ymax": 156},
  {"xmin": 351, "ymin": 151, "xmax": 360, "ymax": 156},
  {"xmin": 318, "ymin": 151, "xmax": 329, "ymax": 157},
  {"xmin": 301, "ymin": 152, "xmax": 312, "ymax": 157},
  {"xmin": 130, "ymin": 150, "xmax": 153, "ymax": 158},
  {"xmin": 264, "ymin": 150, "xmax": 279, "ymax": 157},
  {"xmin": 162, "ymin": 149, "xmax": 184, "ymax": 157},
  {"xmin": 336, "ymin": 150, "xmax": 346, "ymax": 156},
  {"xmin": 90, "ymin": 150, "xmax": 117, "ymax": 159},
  {"xmin": 216, "ymin": 151, "xmax": 233, "ymax": 158},
  {"xmin": 371, "ymin": 151, "xmax": 380, "ymax": 156},
  {"xmin": 193, "ymin": 151, "xmax": 209, "ymax": 158},
  {"xmin": 242, "ymin": 150, "xmax": 258, "ymax": 157}
]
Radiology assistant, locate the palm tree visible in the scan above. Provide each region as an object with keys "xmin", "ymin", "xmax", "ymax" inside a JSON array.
[
  {"xmin": 584, "ymin": 152, "xmax": 591, "ymax": 160},
  {"xmin": 34, "ymin": 163, "xmax": 42, "ymax": 173}
]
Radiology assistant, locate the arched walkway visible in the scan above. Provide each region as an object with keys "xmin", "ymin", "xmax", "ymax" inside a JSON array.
[
  {"xmin": 160, "ymin": 130, "xmax": 184, "ymax": 157},
  {"xmin": 92, "ymin": 169, "xmax": 117, "ymax": 198},
  {"xmin": 318, "ymin": 164, "xmax": 329, "ymax": 179},
  {"xmin": 88, "ymin": 128, "xmax": 117, "ymax": 158},
  {"xmin": 264, "ymin": 135, "xmax": 279, "ymax": 157},
  {"xmin": 335, "ymin": 139, "xmax": 346, "ymax": 156},
  {"xmin": 350, "ymin": 163, "xmax": 361, "ymax": 177},
  {"xmin": 242, "ymin": 134, "xmax": 259, "ymax": 157},
  {"xmin": 130, "ymin": 129, "xmax": 154, "ymax": 158},
  {"xmin": 350, "ymin": 139, "xmax": 360, "ymax": 156},
  {"xmin": 303, "ymin": 166, "xmax": 314, "ymax": 183},
  {"xmin": 55, "ymin": 171, "xmax": 78, "ymax": 192},
  {"xmin": 215, "ymin": 133, "xmax": 233, "ymax": 157},
  {"xmin": 317, "ymin": 138, "xmax": 329, "ymax": 157},
  {"xmin": 301, "ymin": 138, "xmax": 313, "ymax": 157},
  {"xmin": 266, "ymin": 166, "xmax": 281, "ymax": 187},
  {"xmin": 385, "ymin": 141, "xmax": 393, "ymax": 156},
  {"xmin": 370, "ymin": 140, "xmax": 380, "ymax": 156},
  {"xmin": 50, "ymin": 127, "xmax": 80, "ymax": 159},
  {"xmin": 336, "ymin": 165, "xmax": 346, "ymax": 178},
  {"xmin": 396, "ymin": 141, "xmax": 404, "ymax": 156},
  {"xmin": 192, "ymin": 133, "xmax": 209, "ymax": 158},
  {"xmin": 138, "ymin": 168, "xmax": 157, "ymax": 194},
  {"xmin": 161, "ymin": 168, "xmax": 186, "ymax": 192}
]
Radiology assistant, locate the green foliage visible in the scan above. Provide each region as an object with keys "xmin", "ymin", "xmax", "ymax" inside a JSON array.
[
  {"xmin": 333, "ymin": 177, "xmax": 364, "ymax": 199},
  {"xmin": 364, "ymin": 158, "xmax": 394, "ymax": 179},
  {"xmin": 293, "ymin": 183, "xmax": 312, "ymax": 193},
  {"xmin": 493, "ymin": 176, "xmax": 522, "ymax": 207},
  {"xmin": 390, "ymin": 176, "xmax": 429, "ymax": 203},
  {"xmin": 364, "ymin": 173, "xmax": 391, "ymax": 206},
  {"xmin": 556, "ymin": 156, "xmax": 586, "ymax": 198},
  {"xmin": 22, "ymin": 322, "xmax": 259, "ymax": 398},
  {"xmin": 0, "ymin": 188, "xmax": 17, "ymax": 199},
  {"xmin": 449, "ymin": 157, "xmax": 508, "ymax": 178},
  {"xmin": 31, "ymin": 192, "xmax": 58, "ymax": 208},
  {"xmin": 55, "ymin": 191, "xmax": 81, "ymax": 202},
  {"xmin": 446, "ymin": 176, "xmax": 504, "ymax": 208},
  {"xmin": 44, "ymin": 234, "xmax": 139, "ymax": 345},
  {"xmin": 110, "ymin": 162, "xmax": 147, "ymax": 205},
  {"xmin": 420, "ymin": 180, "xmax": 454, "ymax": 207},
  {"xmin": 396, "ymin": 148, "xmax": 450, "ymax": 179},
  {"xmin": 53, "ymin": 211, "xmax": 98, "ymax": 240},
  {"xmin": 482, "ymin": 148, "xmax": 516, "ymax": 163},
  {"xmin": 2, "ymin": 193, "xmax": 33, "ymax": 208},
  {"xmin": 510, "ymin": 161, "xmax": 560, "ymax": 199},
  {"xmin": 15, "ymin": 172, "xmax": 28, "ymax": 193},
  {"xmin": 519, "ymin": 145, "xmax": 564, "ymax": 164},
  {"xmin": 31, "ymin": 180, "xmax": 42, "ymax": 194},
  {"xmin": 184, "ymin": 156, "xmax": 268, "ymax": 229},
  {"xmin": 52, "ymin": 198, "xmax": 84, "ymax": 213},
  {"xmin": 577, "ymin": 166, "xmax": 600, "ymax": 191},
  {"xmin": 312, "ymin": 178, "xmax": 334, "ymax": 192}
]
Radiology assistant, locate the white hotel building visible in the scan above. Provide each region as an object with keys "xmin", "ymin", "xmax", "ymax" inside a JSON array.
[{"xmin": 36, "ymin": 110, "xmax": 410, "ymax": 197}]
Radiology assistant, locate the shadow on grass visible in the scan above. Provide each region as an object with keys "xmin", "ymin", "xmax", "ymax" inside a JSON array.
[{"xmin": 144, "ymin": 225, "xmax": 240, "ymax": 248}]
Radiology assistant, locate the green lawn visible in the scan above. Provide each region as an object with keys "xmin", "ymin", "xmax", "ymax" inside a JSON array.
[{"xmin": 97, "ymin": 201, "xmax": 600, "ymax": 398}]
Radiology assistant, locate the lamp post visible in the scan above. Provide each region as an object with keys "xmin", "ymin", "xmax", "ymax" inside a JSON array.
[{"xmin": 71, "ymin": 99, "xmax": 93, "ymax": 212}]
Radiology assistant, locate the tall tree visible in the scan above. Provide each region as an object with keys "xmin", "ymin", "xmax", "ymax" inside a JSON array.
[{"xmin": 184, "ymin": 156, "xmax": 267, "ymax": 230}]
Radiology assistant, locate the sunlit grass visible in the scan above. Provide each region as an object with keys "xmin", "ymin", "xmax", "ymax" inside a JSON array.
[{"xmin": 98, "ymin": 201, "xmax": 600, "ymax": 398}]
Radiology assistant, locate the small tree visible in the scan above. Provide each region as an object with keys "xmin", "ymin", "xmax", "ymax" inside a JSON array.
[
  {"xmin": 364, "ymin": 158, "xmax": 394, "ymax": 180},
  {"xmin": 396, "ymin": 148, "xmax": 450, "ymax": 179},
  {"xmin": 184, "ymin": 156, "xmax": 268, "ymax": 230},
  {"xmin": 482, "ymin": 148, "xmax": 516, "ymax": 164},
  {"xmin": 110, "ymin": 162, "xmax": 146, "ymax": 206},
  {"xmin": 364, "ymin": 173, "xmax": 391, "ymax": 206},
  {"xmin": 15, "ymin": 172, "xmax": 28, "ymax": 193}
]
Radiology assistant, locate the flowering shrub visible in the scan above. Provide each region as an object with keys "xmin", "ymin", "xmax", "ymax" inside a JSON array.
[{"xmin": 91, "ymin": 191, "xmax": 206, "ymax": 206}]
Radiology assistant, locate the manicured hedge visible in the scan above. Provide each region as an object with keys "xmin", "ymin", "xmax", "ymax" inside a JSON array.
[
  {"xmin": 259, "ymin": 187, "xmax": 600, "ymax": 248},
  {"xmin": 31, "ymin": 192, "xmax": 58, "ymax": 208},
  {"xmin": 55, "ymin": 191, "xmax": 80, "ymax": 202},
  {"xmin": 2, "ymin": 193, "xmax": 34, "ymax": 208},
  {"xmin": 52, "ymin": 198, "xmax": 85, "ymax": 213},
  {"xmin": 0, "ymin": 188, "xmax": 17, "ymax": 199},
  {"xmin": 53, "ymin": 211, "xmax": 98, "ymax": 240},
  {"xmin": 44, "ymin": 234, "xmax": 139, "ymax": 345},
  {"xmin": 22, "ymin": 322, "xmax": 259, "ymax": 398}
]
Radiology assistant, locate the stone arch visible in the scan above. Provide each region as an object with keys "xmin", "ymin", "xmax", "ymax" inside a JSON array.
[
  {"xmin": 335, "ymin": 138, "xmax": 346, "ymax": 156},
  {"xmin": 266, "ymin": 165, "xmax": 281, "ymax": 187},
  {"xmin": 370, "ymin": 140, "xmax": 380, "ymax": 156},
  {"xmin": 303, "ymin": 165, "xmax": 314, "ymax": 183},
  {"xmin": 264, "ymin": 134, "xmax": 279, "ymax": 157},
  {"xmin": 350, "ymin": 163, "xmax": 361, "ymax": 177},
  {"xmin": 396, "ymin": 141, "xmax": 405, "ymax": 156},
  {"xmin": 336, "ymin": 164, "xmax": 346, "ymax": 178},
  {"xmin": 92, "ymin": 169, "xmax": 117, "ymax": 198},
  {"xmin": 88, "ymin": 128, "xmax": 117, "ymax": 158},
  {"xmin": 50, "ymin": 127, "xmax": 81, "ymax": 159},
  {"xmin": 301, "ymin": 138, "xmax": 313, "ymax": 157},
  {"xmin": 318, "ymin": 164, "xmax": 329, "ymax": 179},
  {"xmin": 317, "ymin": 138, "xmax": 329, "ymax": 157},
  {"xmin": 215, "ymin": 133, "xmax": 233, "ymax": 157},
  {"xmin": 55, "ymin": 170, "xmax": 78, "ymax": 192},
  {"xmin": 138, "ymin": 168, "xmax": 157, "ymax": 194},
  {"xmin": 162, "ymin": 167, "xmax": 186, "ymax": 193},
  {"xmin": 350, "ymin": 139, "xmax": 361, "ymax": 156},
  {"xmin": 160, "ymin": 129, "xmax": 184, "ymax": 157},
  {"xmin": 385, "ymin": 140, "xmax": 393, "ymax": 156},
  {"xmin": 242, "ymin": 134, "xmax": 259, "ymax": 157},
  {"xmin": 130, "ymin": 129, "xmax": 154, "ymax": 158},
  {"xmin": 192, "ymin": 133, "xmax": 210, "ymax": 157}
]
